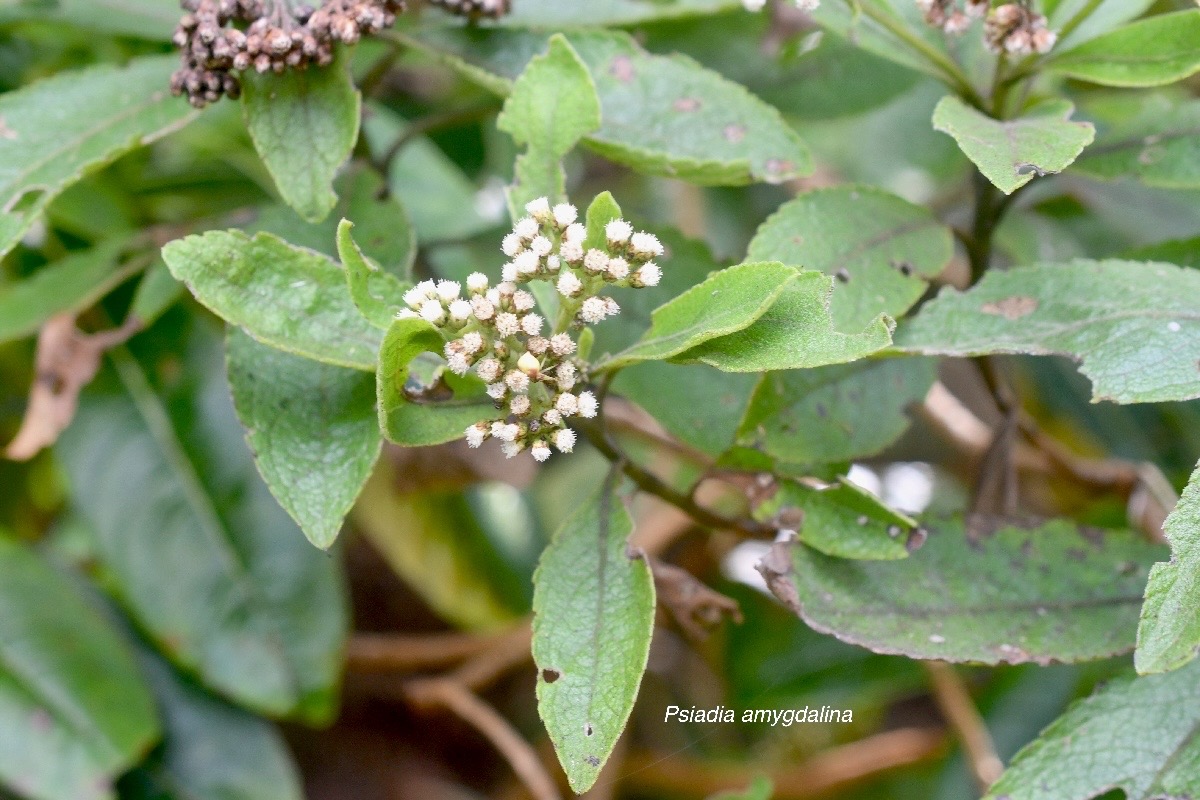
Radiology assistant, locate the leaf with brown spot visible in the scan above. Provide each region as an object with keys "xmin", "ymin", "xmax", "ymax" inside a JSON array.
[{"xmin": 896, "ymin": 259, "xmax": 1200, "ymax": 403}]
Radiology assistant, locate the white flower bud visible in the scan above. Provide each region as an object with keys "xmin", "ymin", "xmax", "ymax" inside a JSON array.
[
  {"xmin": 543, "ymin": 408, "xmax": 563, "ymax": 426},
  {"xmin": 554, "ymin": 428, "xmax": 576, "ymax": 453},
  {"xmin": 527, "ymin": 336, "xmax": 549, "ymax": 355},
  {"xmin": 560, "ymin": 241, "xmax": 584, "ymax": 263},
  {"xmin": 630, "ymin": 232, "xmax": 664, "ymax": 259},
  {"xmin": 462, "ymin": 332, "xmax": 484, "ymax": 354},
  {"xmin": 471, "ymin": 296, "xmax": 495, "ymax": 321},
  {"xmin": 501, "ymin": 233, "xmax": 523, "ymax": 257},
  {"xmin": 530, "ymin": 236, "xmax": 553, "ymax": 257},
  {"xmin": 465, "ymin": 422, "xmax": 488, "ymax": 448},
  {"xmin": 604, "ymin": 297, "xmax": 620, "ymax": 317},
  {"xmin": 502, "ymin": 440, "xmax": 523, "ymax": 459},
  {"xmin": 531, "ymin": 440, "xmax": 551, "ymax": 462},
  {"xmin": 414, "ymin": 279, "xmax": 437, "ymax": 298},
  {"xmin": 495, "ymin": 312, "xmax": 520, "ymax": 338},
  {"xmin": 436, "ymin": 280, "xmax": 461, "ymax": 302},
  {"xmin": 395, "ymin": 309, "xmax": 418, "ymax": 320},
  {"xmin": 557, "ymin": 271, "xmax": 583, "ymax": 298},
  {"xmin": 513, "ymin": 290, "xmax": 536, "ymax": 312},
  {"xmin": 606, "ymin": 257, "xmax": 630, "ymax": 281},
  {"xmin": 605, "ymin": 219, "xmax": 632, "ymax": 245},
  {"xmin": 794, "ymin": 0, "xmax": 819, "ymax": 10},
  {"xmin": 497, "ymin": 282, "xmax": 517, "ymax": 297},
  {"xmin": 467, "ymin": 272, "xmax": 489, "ymax": 293},
  {"xmin": 505, "ymin": 370, "xmax": 530, "ymax": 393},
  {"xmin": 635, "ymin": 262, "xmax": 661, "ymax": 287},
  {"xmin": 583, "ymin": 249, "xmax": 609, "ymax": 274},
  {"xmin": 487, "ymin": 382, "xmax": 507, "ymax": 400},
  {"xmin": 510, "ymin": 394, "xmax": 531, "ymax": 416},
  {"xmin": 448, "ymin": 298, "xmax": 472, "ymax": 324},
  {"xmin": 517, "ymin": 351, "xmax": 541, "ymax": 375},
  {"xmin": 563, "ymin": 222, "xmax": 586, "ymax": 243},
  {"xmin": 546, "ymin": 254, "xmax": 561, "ymax": 273},
  {"xmin": 578, "ymin": 391, "xmax": 598, "ymax": 419},
  {"xmin": 742, "ymin": 0, "xmax": 766, "ymax": 9},
  {"xmin": 556, "ymin": 362, "xmax": 577, "ymax": 390},
  {"xmin": 477, "ymin": 358, "xmax": 501, "ymax": 382},
  {"xmin": 447, "ymin": 353, "xmax": 470, "ymax": 376},
  {"xmin": 419, "ymin": 298, "xmax": 445, "ymax": 324},
  {"xmin": 556, "ymin": 392, "xmax": 578, "ymax": 416},
  {"xmin": 514, "ymin": 217, "xmax": 539, "ymax": 240},
  {"xmin": 514, "ymin": 250, "xmax": 539, "ymax": 275},
  {"xmin": 553, "ymin": 203, "xmax": 577, "ymax": 227},
  {"xmin": 550, "ymin": 333, "xmax": 576, "ymax": 356},
  {"xmin": 580, "ymin": 297, "xmax": 607, "ymax": 323},
  {"xmin": 403, "ymin": 285, "xmax": 426, "ymax": 310},
  {"xmin": 493, "ymin": 422, "xmax": 520, "ymax": 442},
  {"xmin": 501, "ymin": 263, "xmax": 519, "ymax": 283},
  {"xmin": 521, "ymin": 314, "xmax": 544, "ymax": 336},
  {"xmin": 485, "ymin": 288, "xmax": 501, "ymax": 306},
  {"xmin": 525, "ymin": 197, "xmax": 551, "ymax": 222}
]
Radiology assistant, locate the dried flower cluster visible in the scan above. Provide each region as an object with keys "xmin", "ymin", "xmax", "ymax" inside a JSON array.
[
  {"xmin": 984, "ymin": 3, "xmax": 1056, "ymax": 55},
  {"xmin": 170, "ymin": 0, "xmax": 404, "ymax": 108},
  {"xmin": 916, "ymin": 0, "xmax": 988, "ymax": 34},
  {"xmin": 426, "ymin": 0, "xmax": 510, "ymax": 19},
  {"xmin": 399, "ymin": 196, "xmax": 664, "ymax": 462},
  {"xmin": 740, "ymin": 0, "xmax": 819, "ymax": 13}
]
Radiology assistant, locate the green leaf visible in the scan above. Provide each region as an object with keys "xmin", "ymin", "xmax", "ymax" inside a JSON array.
[
  {"xmin": 532, "ymin": 480, "xmax": 655, "ymax": 793},
  {"xmin": 376, "ymin": 317, "xmax": 492, "ymax": 446},
  {"xmin": 894, "ymin": 259, "xmax": 1200, "ymax": 404},
  {"xmin": 352, "ymin": 468, "xmax": 532, "ymax": 631},
  {"xmin": 336, "ymin": 220, "xmax": 409, "ymax": 329},
  {"xmin": 596, "ymin": 262, "xmax": 798, "ymax": 372},
  {"xmin": 0, "ymin": 55, "xmax": 194, "ymax": 258},
  {"xmin": 758, "ymin": 517, "xmax": 1164, "ymax": 664},
  {"xmin": 746, "ymin": 185, "xmax": 953, "ymax": 331},
  {"xmin": 497, "ymin": 34, "xmax": 601, "ymax": 212},
  {"xmin": 738, "ymin": 357, "xmax": 938, "ymax": 466},
  {"xmin": 135, "ymin": 649, "xmax": 303, "ymax": 800},
  {"xmin": 56, "ymin": 345, "xmax": 348, "ymax": 720},
  {"xmin": 247, "ymin": 166, "xmax": 416, "ymax": 278},
  {"xmin": 227, "ymin": 329, "xmax": 380, "ymax": 550},
  {"xmin": 241, "ymin": 51, "xmax": 361, "ymax": 223},
  {"xmin": 0, "ymin": 0, "xmax": 179, "ymax": 39},
  {"xmin": 755, "ymin": 478, "xmax": 915, "ymax": 560},
  {"xmin": 809, "ymin": 0, "xmax": 951, "ymax": 80},
  {"xmin": 1046, "ymin": 10, "xmax": 1200, "ymax": 88},
  {"xmin": 128, "ymin": 261, "xmax": 184, "ymax": 328},
  {"xmin": 0, "ymin": 537, "xmax": 159, "ymax": 800},
  {"xmin": 1136, "ymin": 462, "xmax": 1200, "ymax": 675},
  {"xmin": 931, "ymin": 97, "xmax": 1095, "ymax": 195},
  {"xmin": 406, "ymin": 28, "xmax": 812, "ymax": 185},
  {"xmin": 1047, "ymin": 0, "xmax": 1155, "ymax": 51},
  {"xmin": 0, "ymin": 239, "xmax": 142, "ymax": 344},
  {"xmin": 678, "ymin": 271, "xmax": 894, "ymax": 372},
  {"xmin": 360, "ymin": 102, "xmax": 498, "ymax": 244},
  {"xmin": 1123, "ymin": 237, "xmax": 1200, "ymax": 269},
  {"xmin": 984, "ymin": 659, "xmax": 1200, "ymax": 800},
  {"xmin": 495, "ymin": 0, "xmax": 740, "ymax": 27},
  {"xmin": 162, "ymin": 230, "xmax": 383, "ymax": 371},
  {"xmin": 1074, "ymin": 97, "xmax": 1200, "ymax": 190},
  {"xmin": 613, "ymin": 363, "xmax": 758, "ymax": 458}
]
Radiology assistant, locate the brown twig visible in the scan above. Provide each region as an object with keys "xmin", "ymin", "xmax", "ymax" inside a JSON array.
[
  {"xmin": 346, "ymin": 627, "xmax": 520, "ymax": 674},
  {"xmin": 620, "ymin": 727, "xmax": 947, "ymax": 798},
  {"xmin": 924, "ymin": 662, "xmax": 1003, "ymax": 793},
  {"xmin": 648, "ymin": 557, "xmax": 743, "ymax": 641},
  {"xmin": 405, "ymin": 678, "xmax": 562, "ymax": 800}
]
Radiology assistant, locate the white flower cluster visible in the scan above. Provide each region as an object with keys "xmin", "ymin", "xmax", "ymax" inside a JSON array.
[
  {"xmin": 741, "ymin": 0, "xmax": 819, "ymax": 11},
  {"xmin": 400, "ymin": 196, "xmax": 665, "ymax": 462},
  {"xmin": 916, "ymin": 0, "xmax": 987, "ymax": 35}
]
